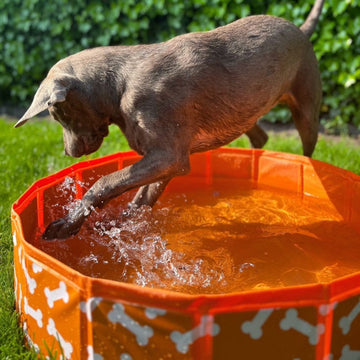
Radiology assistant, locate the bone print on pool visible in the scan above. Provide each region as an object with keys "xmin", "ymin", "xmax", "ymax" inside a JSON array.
[{"xmin": 214, "ymin": 307, "xmax": 320, "ymax": 360}]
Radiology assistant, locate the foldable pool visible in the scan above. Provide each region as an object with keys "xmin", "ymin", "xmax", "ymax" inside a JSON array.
[{"xmin": 12, "ymin": 148, "xmax": 360, "ymax": 359}]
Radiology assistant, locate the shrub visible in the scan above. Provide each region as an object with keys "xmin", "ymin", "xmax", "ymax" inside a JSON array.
[{"xmin": 0, "ymin": 0, "xmax": 359, "ymax": 130}]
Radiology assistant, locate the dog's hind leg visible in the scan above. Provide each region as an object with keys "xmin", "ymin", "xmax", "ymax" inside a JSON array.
[
  {"xmin": 284, "ymin": 56, "xmax": 321, "ymax": 157},
  {"xmin": 285, "ymin": 97, "xmax": 320, "ymax": 157},
  {"xmin": 245, "ymin": 124, "xmax": 269, "ymax": 149},
  {"xmin": 130, "ymin": 179, "xmax": 171, "ymax": 208}
]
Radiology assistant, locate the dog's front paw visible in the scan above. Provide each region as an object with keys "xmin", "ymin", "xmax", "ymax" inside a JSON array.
[{"xmin": 42, "ymin": 216, "xmax": 84, "ymax": 240}]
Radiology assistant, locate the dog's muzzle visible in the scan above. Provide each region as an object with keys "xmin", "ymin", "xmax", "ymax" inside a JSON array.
[{"xmin": 64, "ymin": 133, "xmax": 104, "ymax": 158}]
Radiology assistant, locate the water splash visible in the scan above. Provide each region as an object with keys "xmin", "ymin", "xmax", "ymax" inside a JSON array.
[{"xmin": 38, "ymin": 182, "xmax": 360, "ymax": 294}]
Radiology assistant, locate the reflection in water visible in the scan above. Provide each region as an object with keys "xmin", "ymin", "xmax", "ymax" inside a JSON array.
[{"xmin": 37, "ymin": 178, "xmax": 360, "ymax": 294}]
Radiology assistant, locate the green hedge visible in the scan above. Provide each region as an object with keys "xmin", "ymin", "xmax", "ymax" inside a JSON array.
[{"xmin": 1, "ymin": 0, "xmax": 359, "ymax": 129}]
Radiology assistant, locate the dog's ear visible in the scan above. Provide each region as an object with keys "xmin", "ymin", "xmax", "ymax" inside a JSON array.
[{"xmin": 15, "ymin": 74, "xmax": 75, "ymax": 128}]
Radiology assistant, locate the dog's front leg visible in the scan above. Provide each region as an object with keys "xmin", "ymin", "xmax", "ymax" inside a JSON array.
[{"xmin": 43, "ymin": 151, "xmax": 189, "ymax": 240}]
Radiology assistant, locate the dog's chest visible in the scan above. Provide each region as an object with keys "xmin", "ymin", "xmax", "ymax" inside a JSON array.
[{"xmin": 190, "ymin": 125, "xmax": 250, "ymax": 153}]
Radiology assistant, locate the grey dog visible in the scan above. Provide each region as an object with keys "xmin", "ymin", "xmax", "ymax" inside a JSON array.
[{"xmin": 16, "ymin": 0, "xmax": 324, "ymax": 240}]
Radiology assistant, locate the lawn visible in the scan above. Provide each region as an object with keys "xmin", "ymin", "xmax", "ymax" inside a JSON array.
[{"xmin": 1, "ymin": 116, "xmax": 360, "ymax": 358}]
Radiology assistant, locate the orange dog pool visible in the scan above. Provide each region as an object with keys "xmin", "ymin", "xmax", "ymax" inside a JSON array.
[{"xmin": 12, "ymin": 148, "xmax": 360, "ymax": 359}]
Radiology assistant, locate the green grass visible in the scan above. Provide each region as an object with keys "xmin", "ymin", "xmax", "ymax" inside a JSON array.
[{"xmin": 1, "ymin": 117, "xmax": 360, "ymax": 358}]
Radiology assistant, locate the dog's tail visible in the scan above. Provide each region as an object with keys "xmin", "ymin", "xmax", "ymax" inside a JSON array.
[{"xmin": 300, "ymin": 0, "xmax": 325, "ymax": 38}]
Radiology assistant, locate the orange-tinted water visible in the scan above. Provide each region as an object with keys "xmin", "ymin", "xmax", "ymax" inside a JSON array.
[{"xmin": 37, "ymin": 179, "xmax": 360, "ymax": 294}]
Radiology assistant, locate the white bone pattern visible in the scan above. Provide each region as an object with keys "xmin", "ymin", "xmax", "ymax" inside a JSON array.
[
  {"xmin": 318, "ymin": 302, "xmax": 337, "ymax": 316},
  {"xmin": 47, "ymin": 318, "xmax": 73, "ymax": 359},
  {"xmin": 44, "ymin": 281, "xmax": 69, "ymax": 308},
  {"xmin": 18, "ymin": 243, "xmax": 22, "ymax": 260},
  {"xmin": 339, "ymin": 298, "xmax": 360, "ymax": 335},
  {"xmin": 280, "ymin": 308, "xmax": 324, "ymax": 345},
  {"xmin": 87, "ymin": 345, "xmax": 103, "ymax": 360},
  {"xmin": 108, "ymin": 303, "xmax": 154, "ymax": 346},
  {"xmin": 120, "ymin": 354, "xmax": 133, "ymax": 360},
  {"xmin": 145, "ymin": 307, "xmax": 167, "ymax": 319},
  {"xmin": 340, "ymin": 345, "xmax": 360, "ymax": 360},
  {"xmin": 14, "ymin": 270, "xmax": 18, "ymax": 297},
  {"xmin": 24, "ymin": 296, "xmax": 43, "ymax": 328},
  {"xmin": 170, "ymin": 315, "xmax": 220, "ymax": 354},
  {"xmin": 32, "ymin": 262, "xmax": 43, "ymax": 274},
  {"xmin": 18, "ymin": 286, "xmax": 22, "ymax": 315},
  {"xmin": 13, "ymin": 232, "xmax": 17, "ymax": 246},
  {"xmin": 21, "ymin": 256, "xmax": 37, "ymax": 294},
  {"xmin": 80, "ymin": 297, "xmax": 103, "ymax": 321},
  {"xmin": 241, "ymin": 308, "xmax": 274, "ymax": 339}
]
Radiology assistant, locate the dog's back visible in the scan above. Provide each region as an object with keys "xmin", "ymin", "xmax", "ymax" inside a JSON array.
[{"xmin": 119, "ymin": 15, "xmax": 318, "ymax": 153}]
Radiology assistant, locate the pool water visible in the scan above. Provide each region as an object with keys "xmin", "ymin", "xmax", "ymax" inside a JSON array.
[{"xmin": 36, "ymin": 177, "xmax": 360, "ymax": 295}]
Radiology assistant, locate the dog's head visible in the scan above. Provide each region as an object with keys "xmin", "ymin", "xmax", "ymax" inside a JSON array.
[{"xmin": 16, "ymin": 73, "xmax": 110, "ymax": 158}]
